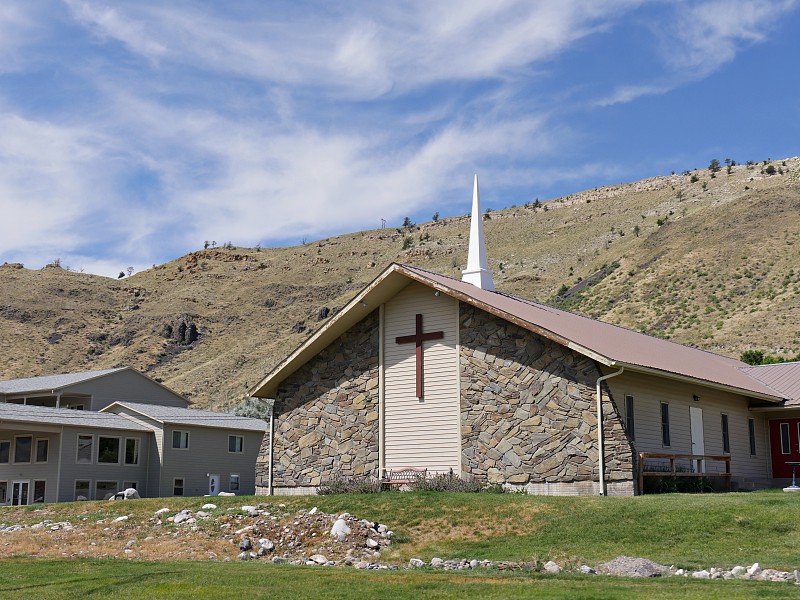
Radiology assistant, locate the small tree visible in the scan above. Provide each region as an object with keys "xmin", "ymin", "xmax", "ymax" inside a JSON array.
[
  {"xmin": 432, "ymin": 212, "xmax": 439, "ymax": 222},
  {"xmin": 126, "ymin": 266, "xmax": 134, "ymax": 277},
  {"xmin": 402, "ymin": 217, "xmax": 414, "ymax": 228},
  {"xmin": 708, "ymin": 159, "xmax": 721, "ymax": 173},
  {"xmin": 740, "ymin": 350, "xmax": 764, "ymax": 365},
  {"xmin": 633, "ymin": 225, "xmax": 641, "ymax": 237}
]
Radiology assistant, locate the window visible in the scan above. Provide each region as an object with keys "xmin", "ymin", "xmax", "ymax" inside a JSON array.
[
  {"xmin": 0, "ymin": 481, "xmax": 6, "ymax": 503},
  {"xmin": 660, "ymin": 403, "xmax": 671, "ymax": 447},
  {"xmin": 35, "ymin": 439, "xmax": 49, "ymax": 463},
  {"xmin": 122, "ymin": 481, "xmax": 138, "ymax": 491},
  {"xmin": 781, "ymin": 423, "xmax": 791, "ymax": 454},
  {"xmin": 97, "ymin": 437, "xmax": 120, "ymax": 464},
  {"xmin": 229, "ymin": 473, "xmax": 240, "ymax": 492},
  {"xmin": 77, "ymin": 435, "xmax": 93, "ymax": 464},
  {"xmin": 748, "ymin": 418, "xmax": 757, "ymax": 456},
  {"xmin": 124, "ymin": 438, "xmax": 139, "ymax": 465},
  {"xmin": 0, "ymin": 441, "xmax": 9, "ymax": 464},
  {"xmin": 68, "ymin": 404, "xmax": 84, "ymax": 410},
  {"xmin": 14, "ymin": 436, "xmax": 32, "ymax": 463},
  {"xmin": 228, "ymin": 435, "xmax": 244, "ymax": 453},
  {"xmin": 172, "ymin": 430, "xmax": 189, "ymax": 449},
  {"xmin": 74, "ymin": 480, "xmax": 90, "ymax": 501},
  {"xmin": 721, "ymin": 414, "xmax": 730, "ymax": 454},
  {"xmin": 33, "ymin": 480, "xmax": 46, "ymax": 504},
  {"xmin": 95, "ymin": 481, "xmax": 118, "ymax": 501},
  {"xmin": 624, "ymin": 395, "xmax": 635, "ymax": 440},
  {"xmin": 173, "ymin": 478, "xmax": 184, "ymax": 496}
]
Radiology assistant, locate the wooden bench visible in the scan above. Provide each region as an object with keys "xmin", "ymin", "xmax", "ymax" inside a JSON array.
[
  {"xmin": 638, "ymin": 452, "xmax": 731, "ymax": 494},
  {"xmin": 381, "ymin": 467, "xmax": 427, "ymax": 488}
]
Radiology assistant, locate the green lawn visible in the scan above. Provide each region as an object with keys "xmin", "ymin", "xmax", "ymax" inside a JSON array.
[
  {"xmin": 1, "ymin": 490, "xmax": 799, "ymax": 598},
  {"xmin": 0, "ymin": 559, "xmax": 797, "ymax": 599}
]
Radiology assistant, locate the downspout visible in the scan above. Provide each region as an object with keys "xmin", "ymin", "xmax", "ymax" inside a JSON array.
[
  {"xmin": 379, "ymin": 303, "xmax": 385, "ymax": 478},
  {"xmin": 262, "ymin": 398, "xmax": 275, "ymax": 496},
  {"xmin": 596, "ymin": 365, "xmax": 624, "ymax": 496}
]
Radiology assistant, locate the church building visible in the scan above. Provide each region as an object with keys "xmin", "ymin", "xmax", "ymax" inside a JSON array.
[{"xmin": 250, "ymin": 176, "xmax": 799, "ymax": 496}]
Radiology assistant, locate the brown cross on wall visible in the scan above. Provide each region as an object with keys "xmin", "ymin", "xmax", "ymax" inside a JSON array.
[{"xmin": 395, "ymin": 313, "xmax": 444, "ymax": 399}]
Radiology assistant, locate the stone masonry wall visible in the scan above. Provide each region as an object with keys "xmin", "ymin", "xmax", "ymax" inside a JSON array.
[
  {"xmin": 460, "ymin": 304, "xmax": 635, "ymax": 493},
  {"xmin": 257, "ymin": 311, "xmax": 379, "ymax": 488}
]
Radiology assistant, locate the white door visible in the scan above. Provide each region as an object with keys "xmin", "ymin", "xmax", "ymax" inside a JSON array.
[
  {"xmin": 690, "ymin": 406, "xmax": 705, "ymax": 472},
  {"xmin": 11, "ymin": 481, "xmax": 29, "ymax": 506},
  {"xmin": 208, "ymin": 474, "xmax": 219, "ymax": 496}
]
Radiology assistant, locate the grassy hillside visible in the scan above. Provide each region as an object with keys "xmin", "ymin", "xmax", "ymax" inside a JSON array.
[{"xmin": 1, "ymin": 157, "xmax": 799, "ymax": 407}]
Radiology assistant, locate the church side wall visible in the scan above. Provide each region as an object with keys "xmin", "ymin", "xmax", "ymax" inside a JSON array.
[
  {"xmin": 257, "ymin": 311, "xmax": 380, "ymax": 492},
  {"xmin": 459, "ymin": 304, "xmax": 635, "ymax": 496}
]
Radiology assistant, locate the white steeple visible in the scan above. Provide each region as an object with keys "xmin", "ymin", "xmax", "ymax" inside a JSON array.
[{"xmin": 461, "ymin": 174, "xmax": 495, "ymax": 291}]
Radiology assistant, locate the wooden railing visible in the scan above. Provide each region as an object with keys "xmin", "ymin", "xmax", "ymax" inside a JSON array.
[{"xmin": 638, "ymin": 452, "xmax": 731, "ymax": 493}]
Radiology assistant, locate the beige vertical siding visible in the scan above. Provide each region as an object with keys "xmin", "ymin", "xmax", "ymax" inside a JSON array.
[
  {"xmin": 606, "ymin": 370, "xmax": 770, "ymax": 482},
  {"xmin": 383, "ymin": 282, "xmax": 460, "ymax": 472}
]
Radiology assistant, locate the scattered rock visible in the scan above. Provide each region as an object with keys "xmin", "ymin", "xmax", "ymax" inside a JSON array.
[
  {"xmin": 202, "ymin": 503, "xmax": 217, "ymax": 510},
  {"xmin": 409, "ymin": 558, "xmax": 426, "ymax": 568},
  {"xmin": 309, "ymin": 554, "xmax": 328, "ymax": 565},
  {"xmin": 330, "ymin": 518, "xmax": 351, "ymax": 541},
  {"xmin": 596, "ymin": 556, "xmax": 667, "ymax": 578},
  {"xmin": 544, "ymin": 560, "xmax": 561, "ymax": 574}
]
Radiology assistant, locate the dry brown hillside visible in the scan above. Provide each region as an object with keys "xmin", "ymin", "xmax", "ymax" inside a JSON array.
[{"xmin": 2, "ymin": 157, "xmax": 799, "ymax": 408}]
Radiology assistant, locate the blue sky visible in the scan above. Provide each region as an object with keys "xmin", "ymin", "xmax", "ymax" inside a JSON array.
[{"xmin": 0, "ymin": 1, "xmax": 798, "ymax": 277}]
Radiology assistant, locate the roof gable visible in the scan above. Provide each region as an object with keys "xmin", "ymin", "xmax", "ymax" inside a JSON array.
[
  {"xmin": 102, "ymin": 401, "xmax": 269, "ymax": 432},
  {"xmin": 0, "ymin": 368, "xmax": 127, "ymax": 395},
  {"xmin": 249, "ymin": 263, "xmax": 785, "ymax": 402}
]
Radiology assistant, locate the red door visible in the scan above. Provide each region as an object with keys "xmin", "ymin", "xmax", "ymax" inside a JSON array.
[{"xmin": 769, "ymin": 419, "xmax": 800, "ymax": 478}]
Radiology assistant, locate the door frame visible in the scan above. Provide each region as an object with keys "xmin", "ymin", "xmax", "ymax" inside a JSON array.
[
  {"xmin": 208, "ymin": 474, "xmax": 220, "ymax": 496},
  {"xmin": 11, "ymin": 480, "xmax": 30, "ymax": 506},
  {"xmin": 690, "ymin": 406, "xmax": 705, "ymax": 473}
]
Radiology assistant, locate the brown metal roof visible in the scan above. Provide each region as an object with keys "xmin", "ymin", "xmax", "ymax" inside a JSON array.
[
  {"xmin": 250, "ymin": 262, "xmax": 786, "ymax": 402},
  {"xmin": 740, "ymin": 362, "xmax": 800, "ymax": 405}
]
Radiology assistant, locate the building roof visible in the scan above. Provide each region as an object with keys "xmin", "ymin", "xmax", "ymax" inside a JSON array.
[
  {"xmin": 0, "ymin": 368, "xmax": 127, "ymax": 395},
  {"xmin": 0, "ymin": 403, "xmax": 151, "ymax": 431},
  {"xmin": 250, "ymin": 262, "xmax": 786, "ymax": 403},
  {"xmin": 102, "ymin": 401, "xmax": 269, "ymax": 432},
  {"xmin": 740, "ymin": 362, "xmax": 800, "ymax": 405}
]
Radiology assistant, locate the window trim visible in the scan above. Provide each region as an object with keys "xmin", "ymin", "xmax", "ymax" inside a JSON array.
[
  {"xmin": 229, "ymin": 473, "xmax": 240, "ymax": 492},
  {"xmin": 721, "ymin": 413, "xmax": 730, "ymax": 454},
  {"xmin": 32, "ymin": 480, "xmax": 46, "ymax": 504},
  {"xmin": 780, "ymin": 422, "xmax": 791, "ymax": 454},
  {"xmin": 76, "ymin": 434, "xmax": 94, "ymax": 464},
  {"xmin": 624, "ymin": 395, "xmax": 635, "ymax": 441},
  {"xmin": 0, "ymin": 480, "xmax": 7, "ymax": 503},
  {"xmin": 660, "ymin": 402, "xmax": 671, "ymax": 447},
  {"xmin": 748, "ymin": 418, "xmax": 757, "ymax": 456},
  {"xmin": 13, "ymin": 435, "xmax": 33, "ymax": 464},
  {"xmin": 0, "ymin": 440, "xmax": 10, "ymax": 464},
  {"xmin": 124, "ymin": 437, "xmax": 140, "ymax": 466},
  {"xmin": 97, "ymin": 436, "xmax": 122, "ymax": 465},
  {"xmin": 173, "ymin": 477, "xmax": 185, "ymax": 496},
  {"xmin": 172, "ymin": 430, "xmax": 189, "ymax": 450},
  {"xmin": 228, "ymin": 435, "xmax": 244, "ymax": 454},
  {"xmin": 74, "ymin": 479, "xmax": 91, "ymax": 501},
  {"xmin": 122, "ymin": 481, "xmax": 138, "ymax": 491},
  {"xmin": 35, "ymin": 438, "xmax": 49, "ymax": 464}
]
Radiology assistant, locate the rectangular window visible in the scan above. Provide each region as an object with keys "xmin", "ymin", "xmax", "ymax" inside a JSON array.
[
  {"xmin": 68, "ymin": 405, "xmax": 84, "ymax": 410},
  {"xmin": 624, "ymin": 395, "xmax": 635, "ymax": 440},
  {"xmin": 172, "ymin": 430, "xmax": 189, "ymax": 449},
  {"xmin": 748, "ymin": 418, "xmax": 757, "ymax": 456},
  {"xmin": 77, "ymin": 435, "xmax": 93, "ymax": 464},
  {"xmin": 97, "ymin": 437, "xmax": 120, "ymax": 464},
  {"xmin": 35, "ymin": 439, "xmax": 49, "ymax": 463},
  {"xmin": 124, "ymin": 438, "xmax": 139, "ymax": 465},
  {"xmin": 14, "ymin": 436, "xmax": 32, "ymax": 463},
  {"xmin": 95, "ymin": 481, "xmax": 118, "ymax": 501},
  {"xmin": 229, "ymin": 473, "xmax": 240, "ymax": 492},
  {"xmin": 721, "ymin": 414, "xmax": 730, "ymax": 454},
  {"xmin": 0, "ymin": 481, "xmax": 6, "ymax": 503},
  {"xmin": 781, "ymin": 422, "xmax": 791, "ymax": 454},
  {"xmin": 0, "ymin": 441, "xmax": 9, "ymax": 464},
  {"xmin": 74, "ymin": 480, "xmax": 90, "ymax": 501},
  {"xmin": 228, "ymin": 435, "xmax": 244, "ymax": 453},
  {"xmin": 122, "ymin": 481, "xmax": 138, "ymax": 491},
  {"xmin": 660, "ymin": 403, "xmax": 671, "ymax": 447},
  {"xmin": 173, "ymin": 478, "xmax": 184, "ymax": 496},
  {"xmin": 32, "ymin": 480, "xmax": 46, "ymax": 504}
]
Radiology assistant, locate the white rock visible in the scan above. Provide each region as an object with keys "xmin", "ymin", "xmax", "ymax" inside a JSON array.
[
  {"xmin": 747, "ymin": 563, "xmax": 762, "ymax": 576},
  {"xmin": 430, "ymin": 557, "xmax": 445, "ymax": 568},
  {"xmin": 544, "ymin": 561, "xmax": 562, "ymax": 574},
  {"xmin": 310, "ymin": 554, "xmax": 328, "ymax": 565},
  {"xmin": 675, "ymin": 569, "xmax": 686, "ymax": 576},
  {"xmin": 580, "ymin": 565, "xmax": 595, "ymax": 574},
  {"xmin": 470, "ymin": 559, "xmax": 479, "ymax": 569},
  {"xmin": 354, "ymin": 561, "xmax": 370, "ymax": 569},
  {"xmin": 202, "ymin": 503, "xmax": 217, "ymax": 510},
  {"xmin": 308, "ymin": 507, "xmax": 318, "ymax": 515},
  {"xmin": 409, "ymin": 558, "xmax": 425, "ymax": 568},
  {"xmin": 241, "ymin": 505, "xmax": 257, "ymax": 512},
  {"xmin": 330, "ymin": 518, "xmax": 351, "ymax": 541},
  {"xmin": 218, "ymin": 491, "xmax": 235, "ymax": 496},
  {"xmin": 112, "ymin": 516, "xmax": 129, "ymax": 523},
  {"xmin": 692, "ymin": 570, "xmax": 710, "ymax": 579},
  {"xmin": 258, "ymin": 538, "xmax": 275, "ymax": 551},
  {"xmin": 365, "ymin": 538, "xmax": 379, "ymax": 549},
  {"xmin": 155, "ymin": 508, "xmax": 170, "ymax": 515},
  {"xmin": 731, "ymin": 566, "xmax": 747, "ymax": 577},
  {"xmin": 235, "ymin": 525, "xmax": 254, "ymax": 535}
]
